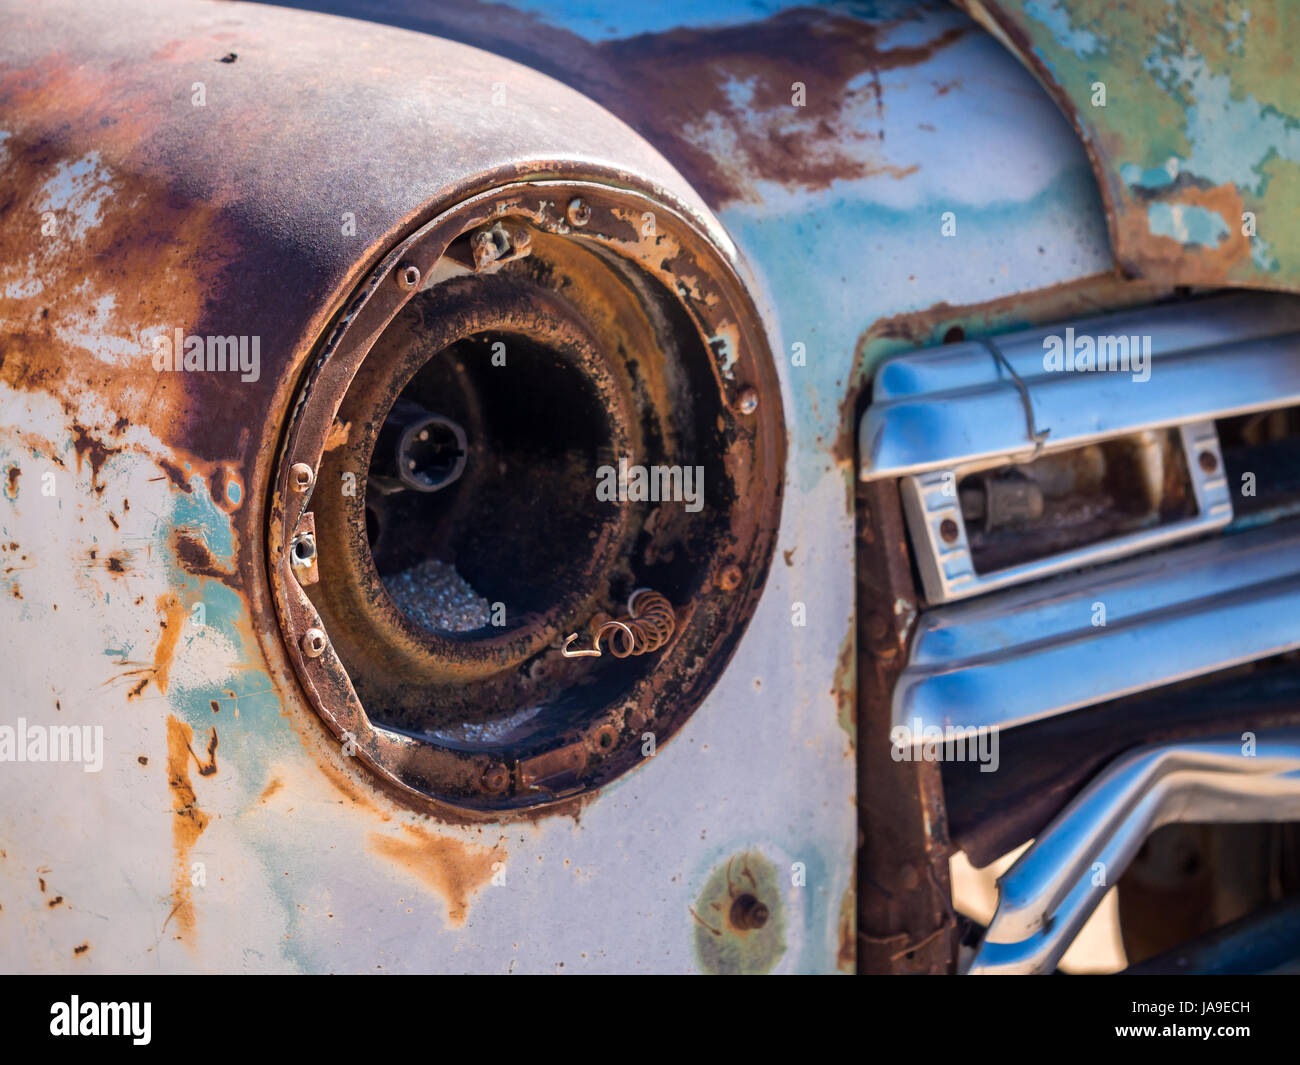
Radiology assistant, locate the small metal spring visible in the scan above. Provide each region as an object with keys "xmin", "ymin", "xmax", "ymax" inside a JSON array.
[{"xmin": 561, "ymin": 589, "xmax": 676, "ymax": 659}]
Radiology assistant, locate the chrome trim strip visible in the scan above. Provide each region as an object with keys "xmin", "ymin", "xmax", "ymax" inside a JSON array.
[
  {"xmin": 894, "ymin": 522, "xmax": 1300, "ymax": 740},
  {"xmin": 967, "ymin": 731, "xmax": 1300, "ymax": 975},
  {"xmin": 902, "ymin": 420, "xmax": 1232, "ymax": 602},
  {"xmin": 859, "ymin": 293, "xmax": 1300, "ymax": 481}
]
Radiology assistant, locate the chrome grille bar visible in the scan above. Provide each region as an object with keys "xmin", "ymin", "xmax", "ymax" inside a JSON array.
[{"xmin": 894, "ymin": 522, "xmax": 1300, "ymax": 741}]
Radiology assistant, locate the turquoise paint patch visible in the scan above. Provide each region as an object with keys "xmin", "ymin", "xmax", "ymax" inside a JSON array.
[
  {"xmin": 1121, "ymin": 160, "xmax": 1177, "ymax": 190},
  {"xmin": 1024, "ymin": 0, "xmax": 1102, "ymax": 58},
  {"xmin": 1143, "ymin": 42, "xmax": 1300, "ymax": 194},
  {"xmin": 226, "ymin": 479, "xmax": 241, "ymax": 506},
  {"xmin": 167, "ymin": 580, "xmax": 292, "ymax": 805},
  {"xmin": 171, "ymin": 473, "xmax": 235, "ymax": 561},
  {"xmin": 721, "ymin": 164, "xmax": 1109, "ymax": 491},
  {"xmin": 792, "ymin": 845, "xmax": 835, "ymax": 974},
  {"xmin": 1251, "ymin": 235, "xmax": 1281, "ymax": 272},
  {"xmin": 1147, "ymin": 201, "xmax": 1231, "ymax": 247},
  {"xmin": 509, "ymin": 0, "xmax": 922, "ymax": 41},
  {"xmin": 158, "ymin": 471, "xmax": 307, "ymax": 964},
  {"xmin": 161, "ymin": 471, "xmax": 292, "ymax": 791}
]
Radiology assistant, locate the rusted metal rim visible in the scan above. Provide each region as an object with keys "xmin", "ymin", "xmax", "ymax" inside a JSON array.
[
  {"xmin": 315, "ymin": 276, "xmax": 639, "ymax": 683},
  {"xmin": 268, "ymin": 178, "xmax": 785, "ymax": 817}
]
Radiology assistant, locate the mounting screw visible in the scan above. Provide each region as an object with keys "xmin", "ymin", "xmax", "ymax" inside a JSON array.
[
  {"xmin": 737, "ymin": 387, "xmax": 759, "ymax": 415},
  {"xmin": 301, "ymin": 628, "xmax": 327, "ymax": 658},
  {"xmin": 939, "ymin": 518, "xmax": 960, "ymax": 544},
  {"xmin": 717, "ymin": 564, "xmax": 743, "ymax": 591},
  {"xmin": 1199, "ymin": 449, "xmax": 1219, "ymax": 474},
  {"xmin": 591, "ymin": 723, "xmax": 619, "ymax": 752},
  {"xmin": 566, "ymin": 198, "xmax": 591, "ymax": 227},
  {"xmin": 481, "ymin": 763, "xmax": 510, "ymax": 793},
  {"xmin": 290, "ymin": 533, "xmax": 317, "ymax": 567},
  {"xmin": 729, "ymin": 893, "xmax": 769, "ymax": 930},
  {"xmin": 290, "ymin": 463, "xmax": 314, "ymax": 493},
  {"xmin": 866, "ymin": 614, "xmax": 897, "ymax": 660},
  {"xmin": 471, "ymin": 223, "xmax": 521, "ymax": 270},
  {"xmin": 395, "ymin": 262, "xmax": 421, "ymax": 290}
]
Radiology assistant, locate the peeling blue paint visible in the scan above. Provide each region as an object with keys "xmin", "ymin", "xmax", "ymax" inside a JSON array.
[
  {"xmin": 508, "ymin": 0, "xmax": 923, "ymax": 41},
  {"xmin": 1121, "ymin": 159, "xmax": 1178, "ymax": 190},
  {"xmin": 1144, "ymin": 42, "xmax": 1300, "ymax": 194},
  {"xmin": 1024, "ymin": 0, "xmax": 1102, "ymax": 58},
  {"xmin": 1148, "ymin": 201, "xmax": 1231, "ymax": 247}
]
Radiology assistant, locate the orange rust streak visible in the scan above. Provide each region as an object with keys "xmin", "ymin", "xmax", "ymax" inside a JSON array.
[
  {"xmin": 369, "ymin": 824, "xmax": 504, "ymax": 928},
  {"xmin": 1117, "ymin": 183, "xmax": 1252, "ymax": 282},
  {"xmin": 150, "ymin": 595, "xmax": 188, "ymax": 696},
  {"xmin": 165, "ymin": 715, "xmax": 209, "ymax": 945},
  {"xmin": 187, "ymin": 726, "xmax": 218, "ymax": 778}
]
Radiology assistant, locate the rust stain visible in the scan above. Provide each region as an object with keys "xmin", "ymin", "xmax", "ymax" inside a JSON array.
[
  {"xmin": 837, "ymin": 884, "xmax": 856, "ymax": 973},
  {"xmin": 1117, "ymin": 183, "xmax": 1252, "ymax": 283},
  {"xmin": 832, "ymin": 629, "xmax": 855, "ymax": 751},
  {"xmin": 152, "ymin": 458, "xmax": 195, "ymax": 494},
  {"xmin": 170, "ymin": 527, "xmax": 238, "ymax": 589},
  {"xmin": 0, "ymin": 51, "xmax": 249, "ymax": 465},
  {"xmin": 352, "ymin": 3, "xmax": 967, "ymax": 209},
  {"xmin": 73, "ymin": 942, "xmax": 89, "ymax": 955},
  {"xmin": 301, "ymin": 722, "xmax": 592, "ymax": 828},
  {"xmin": 148, "ymin": 594, "xmax": 188, "ymax": 696},
  {"xmin": 4, "ymin": 465, "xmax": 18, "ymax": 498},
  {"xmin": 165, "ymin": 715, "xmax": 209, "ymax": 945},
  {"xmin": 187, "ymin": 726, "xmax": 218, "ymax": 778},
  {"xmin": 314, "ymin": 756, "xmax": 389, "ymax": 819},
  {"xmin": 593, "ymin": 12, "xmax": 964, "ymax": 206},
  {"xmin": 69, "ymin": 422, "xmax": 121, "ymax": 492},
  {"xmin": 369, "ymin": 823, "xmax": 505, "ymax": 928},
  {"xmin": 258, "ymin": 777, "xmax": 284, "ymax": 804},
  {"xmin": 322, "ymin": 418, "xmax": 351, "ymax": 453}
]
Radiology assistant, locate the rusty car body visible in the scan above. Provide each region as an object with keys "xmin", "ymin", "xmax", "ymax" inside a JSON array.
[{"xmin": 1, "ymin": 0, "xmax": 1298, "ymax": 975}]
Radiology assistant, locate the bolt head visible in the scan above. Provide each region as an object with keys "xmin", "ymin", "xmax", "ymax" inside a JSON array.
[
  {"xmin": 566, "ymin": 198, "xmax": 591, "ymax": 227},
  {"xmin": 301, "ymin": 628, "xmax": 327, "ymax": 658},
  {"xmin": 395, "ymin": 262, "xmax": 421, "ymax": 290},
  {"xmin": 717, "ymin": 564, "xmax": 743, "ymax": 591},
  {"xmin": 729, "ymin": 894, "xmax": 769, "ymax": 930},
  {"xmin": 592, "ymin": 723, "xmax": 619, "ymax": 751},
  {"xmin": 290, "ymin": 463, "xmax": 314, "ymax": 493},
  {"xmin": 481, "ymin": 763, "xmax": 510, "ymax": 793},
  {"xmin": 737, "ymin": 387, "xmax": 759, "ymax": 415}
]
